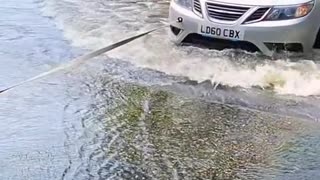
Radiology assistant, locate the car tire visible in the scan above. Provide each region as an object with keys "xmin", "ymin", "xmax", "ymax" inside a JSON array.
[{"xmin": 314, "ymin": 29, "xmax": 320, "ymax": 48}]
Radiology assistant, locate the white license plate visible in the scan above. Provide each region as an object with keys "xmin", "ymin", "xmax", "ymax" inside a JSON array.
[{"xmin": 198, "ymin": 25, "xmax": 244, "ymax": 40}]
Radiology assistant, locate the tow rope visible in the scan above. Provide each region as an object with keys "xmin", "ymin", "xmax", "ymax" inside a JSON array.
[{"xmin": 0, "ymin": 26, "xmax": 164, "ymax": 94}]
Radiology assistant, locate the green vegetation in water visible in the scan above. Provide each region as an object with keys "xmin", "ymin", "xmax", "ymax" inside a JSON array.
[{"xmin": 84, "ymin": 79, "xmax": 306, "ymax": 180}]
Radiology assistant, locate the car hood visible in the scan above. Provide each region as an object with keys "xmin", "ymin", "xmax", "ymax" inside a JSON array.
[{"xmin": 209, "ymin": 0, "xmax": 312, "ymax": 6}]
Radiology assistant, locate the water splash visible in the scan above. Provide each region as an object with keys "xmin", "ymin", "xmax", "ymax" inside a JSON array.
[{"xmin": 39, "ymin": 0, "xmax": 320, "ymax": 96}]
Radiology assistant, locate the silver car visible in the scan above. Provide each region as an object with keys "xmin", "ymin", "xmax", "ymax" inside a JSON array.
[{"xmin": 169, "ymin": 0, "xmax": 320, "ymax": 56}]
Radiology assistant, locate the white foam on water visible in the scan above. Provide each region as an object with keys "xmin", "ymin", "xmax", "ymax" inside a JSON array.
[{"xmin": 39, "ymin": 0, "xmax": 320, "ymax": 96}]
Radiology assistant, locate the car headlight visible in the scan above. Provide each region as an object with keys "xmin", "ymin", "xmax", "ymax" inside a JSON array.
[
  {"xmin": 174, "ymin": 0, "xmax": 193, "ymax": 10},
  {"xmin": 265, "ymin": 1, "xmax": 314, "ymax": 21}
]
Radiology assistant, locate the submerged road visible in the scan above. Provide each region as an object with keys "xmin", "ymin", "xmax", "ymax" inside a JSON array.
[
  {"xmin": 1, "ymin": 0, "xmax": 320, "ymax": 179},
  {"xmin": 0, "ymin": 0, "xmax": 79, "ymax": 179}
]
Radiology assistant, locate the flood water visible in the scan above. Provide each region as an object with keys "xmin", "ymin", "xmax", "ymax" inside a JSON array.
[{"xmin": 1, "ymin": 0, "xmax": 320, "ymax": 179}]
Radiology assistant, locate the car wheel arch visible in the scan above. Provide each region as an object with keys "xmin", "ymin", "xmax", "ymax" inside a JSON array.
[{"xmin": 313, "ymin": 25, "xmax": 320, "ymax": 48}]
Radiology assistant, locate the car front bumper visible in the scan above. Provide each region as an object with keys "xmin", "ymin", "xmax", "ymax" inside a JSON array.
[{"xmin": 169, "ymin": 1, "xmax": 320, "ymax": 56}]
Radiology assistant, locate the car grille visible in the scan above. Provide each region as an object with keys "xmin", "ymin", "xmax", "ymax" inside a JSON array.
[
  {"xmin": 193, "ymin": 0, "xmax": 202, "ymax": 15},
  {"xmin": 206, "ymin": 2, "xmax": 250, "ymax": 21},
  {"xmin": 245, "ymin": 7, "xmax": 270, "ymax": 23}
]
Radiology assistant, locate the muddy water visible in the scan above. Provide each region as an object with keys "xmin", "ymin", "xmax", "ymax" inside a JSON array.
[{"xmin": 1, "ymin": 0, "xmax": 320, "ymax": 179}]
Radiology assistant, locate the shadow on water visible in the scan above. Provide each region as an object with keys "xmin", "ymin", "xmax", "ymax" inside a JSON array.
[{"xmin": 65, "ymin": 71, "xmax": 320, "ymax": 180}]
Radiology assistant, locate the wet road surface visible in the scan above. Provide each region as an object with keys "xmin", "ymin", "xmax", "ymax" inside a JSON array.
[{"xmin": 1, "ymin": 0, "xmax": 320, "ymax": 179}]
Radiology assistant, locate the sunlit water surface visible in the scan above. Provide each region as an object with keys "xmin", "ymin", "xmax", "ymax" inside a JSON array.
[{"xmin": 1, "ymin": 0, "xmax": 320, "ymax": 179}]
